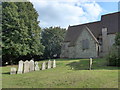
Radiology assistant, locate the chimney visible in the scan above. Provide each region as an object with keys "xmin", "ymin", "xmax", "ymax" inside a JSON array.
[{"xmin": 102, "ymin": 28, "xmax": 109, "ymax": 55}]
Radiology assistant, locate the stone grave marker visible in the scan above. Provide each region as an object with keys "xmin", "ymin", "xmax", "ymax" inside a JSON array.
[
  {"xmin": 53, "ymin": 59, "xmax": 56, "ymax": 68},
  {"xmin": 42, "ymin": 62, "xmax": 46, "ymax": 70},
  {"xmin": 89, "ymin": 58, "xmax": 93, "ymax": 70},
  {"xmin": 17, "ymin": 60, "xmax": 24, "ymax": 74},
  {"xmin": 35, "ymin": 61, "xmax": 40, "ymax": 71},
  {"xmin": 24, "ymin": 60, "xmax": 30, "ymax": 73},
  {"xmin": 47, "ymin": 60, "xmax": 51, "ymax": 69},
  {"xmin": 29, "ymin": 60, "xmax": 35, "ymax": 71},
  {"xmin": 10, "ymin": 67, "xmax": 17, "ymax": 74}
]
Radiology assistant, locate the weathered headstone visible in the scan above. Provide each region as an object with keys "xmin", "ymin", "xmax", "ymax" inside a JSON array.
[
  {"xmin": 53, "ymin": 59, "xmax": 56, "ymax": 68},
  {"xmin": 47, "ymin": 60, "xmax": 51, "ymax": 69},
  {"xmin": 29, "ymin": 60, "xmax": 35, "ymax": 71},
  {"xmin": 42, "ymin": 62, "xmax": 46, "ymax": 70},
  {"xmin": 35, "ymin": 61, "xmax": 40, "ymax": 71},
  {"xmin": 24, "ymin": 60, "xmax": 30, "ymax": 73},
  {"xmin": 10, "ymin": 67, "xmax": 17, "ymax": 74},
  {"xmin": 17, "ymin": 60, "xmax": 24, "ymax": 74},
  {"xmin": 89, "ymin": 58, "xmax": 93, "ymax": 70}
]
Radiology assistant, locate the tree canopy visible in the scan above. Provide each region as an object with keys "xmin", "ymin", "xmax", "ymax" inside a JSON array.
[
  {"xmin": 41, "ymin": 27, "xmax": 66, "ymax": 59},
  {"xmin": 115, "ymin": 33, "xmax": 120, "ymax": 46},
  {"xmin": 2, "ymin": 2, "xmax": 44, "ymax": 65},
  {"xmin": 106, "ymin": 33, "xmax": 120, "ymax": 67}
]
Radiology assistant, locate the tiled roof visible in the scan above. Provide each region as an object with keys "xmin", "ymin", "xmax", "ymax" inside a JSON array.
[{"xmin": 64, "ymin": 12, "xmax": 119, "ymax": 47}]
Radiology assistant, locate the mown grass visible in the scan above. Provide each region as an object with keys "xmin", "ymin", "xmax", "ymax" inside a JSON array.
[{"xmin": 1, "ymin": 58, "xmax": 119, "ymax": 88}]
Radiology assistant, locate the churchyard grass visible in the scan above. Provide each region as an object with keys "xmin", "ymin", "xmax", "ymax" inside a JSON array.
[{"xmin": 1, "ymin": 58, "xmax": 119, "ymax": 88}]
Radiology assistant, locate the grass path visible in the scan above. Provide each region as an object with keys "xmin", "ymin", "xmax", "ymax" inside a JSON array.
[{"xmin": 1, "ymin": 58, "xmax": 119, "ymax": 88}]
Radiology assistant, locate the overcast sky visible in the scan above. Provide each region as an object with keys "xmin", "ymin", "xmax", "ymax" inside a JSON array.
[{"xmin": 30, "ymin": 0, "xmax": 118, "ymax": 29}]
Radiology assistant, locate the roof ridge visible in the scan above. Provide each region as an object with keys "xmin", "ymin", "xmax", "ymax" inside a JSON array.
[
  {"xmin": 101, "ymin": 11, "xmax": 120, "ymax": 17},
  {"xmin": 70, "ymin": 21, "xmax": 101, "ymax": 27}
]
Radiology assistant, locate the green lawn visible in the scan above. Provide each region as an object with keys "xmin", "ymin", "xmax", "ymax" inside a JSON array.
[{"xmin": 1, "ymin": 58, "xmax": 119, "ymax": 88}]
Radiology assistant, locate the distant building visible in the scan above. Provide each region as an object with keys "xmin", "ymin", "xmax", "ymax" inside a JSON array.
[{"xmin": 60, "ymin": 12, "xmax": 119, "ymax": 58}]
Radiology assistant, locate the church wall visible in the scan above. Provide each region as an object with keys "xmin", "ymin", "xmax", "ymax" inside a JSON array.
[
  {"xmin": 68, "ymin": 28, "xmax": 98, "ymax": 58},
  {"xmin": 107, "ymin": 34, "xmax": 116, "ymax": 49},
  {"xmin": 101, "ymin": 28, "xmax": 116, "ymax": 56},
  {"xmin": 61, "ymin": 30, "xmax": 116, "ymax": 59},
  {"xmin": 60, "ymin": 42, "xmax": 69, "ymax": 58},
  {"xmin": 68, "ymin": 47, "xmax": 75, "ymax": 58},
  {"xmin": 101, "ymin": 28, "xmax": 109, "ymax": 56}
]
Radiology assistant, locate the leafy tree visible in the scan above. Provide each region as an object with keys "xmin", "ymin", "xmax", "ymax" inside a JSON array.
[
  {"xmin": 115, "ymin": 33, "xmax": 120, "ymax": 46},
  {"xmin": 0, "ymin": 3, "xmax": 2, "ymax": 66},
  {"xmin": 106, "ymin": 33, "xmax": 120, "ymax": 66},
  {"xmin": 2, "ymin": 2, "xmax": 44, "ymax": 65},
  {"xmin": 41, "ymin": 27, "xmax": 66, "ymax": 59}
]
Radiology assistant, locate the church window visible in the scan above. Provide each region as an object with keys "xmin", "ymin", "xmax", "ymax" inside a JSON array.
[{"xmin": 82, "ymin": 39, "xmax": 89, "ymax": 50}]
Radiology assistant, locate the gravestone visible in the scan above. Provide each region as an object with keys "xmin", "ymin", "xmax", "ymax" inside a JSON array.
[
  {"xmin": 29, "ymin": 60, "xmax": 35, "ymax": 71},
  {"xmin": 89, "ymin": 58, "xmax": 93, "ymax": 70},
  {"xmin": 42, "ymin": 62, "xmax": 46, "ymax": 70},
  {"xmin": 17, "ymin": 60, "xmax": 24, "ymax": 74},
  {"xmin": 53, "ymin": 59, "xmax": 56, "ymax": 68},
  {"xmin": 47, "ymin": 60, "xmax": 51, "ymax": 69},
  {"xmin": 24, "ymin": 60, "xmax": 30, "ymax": 73},
  {"xmin": 10, "ymin": 67, "xmax": 17, "ymax": 74},
  {"xmin": 35, "ymin": 61, "xmax": 40, "ymax": 71}
]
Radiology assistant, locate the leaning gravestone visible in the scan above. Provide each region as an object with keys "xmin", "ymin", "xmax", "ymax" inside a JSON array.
[
  {"xmin": 89, "ymin": 58, "xmax": 93, "ymax": 70},
  {"xmin": 29, "ymin": 60, "xmax": 35, "ymax": 71},
  {"xmin": 17, "ymin": 60, "xmax": 24, "ymax": 74},
  {"xmin": 24, "ymin": 60, "xmax": 30, "ymax": 73},
  {"xmin": 42, "ymin": 62, "xmax": 46, "ymax": 70},
  {"xmin": 47, "ymin": 60, "xmax": 51, "ymax": 69},
  {"xmin": 10, "ymin": 67, "xmax": 17, "ymax": 74},
  {"xmin": 35, "ymin": 61, "xmax": 40, "ymax": 71},
  {"xmin": 53, "ymin": 59, "xmax": 56, "ymax": 68}
]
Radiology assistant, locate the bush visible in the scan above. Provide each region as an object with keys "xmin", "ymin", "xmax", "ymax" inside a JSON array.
[{"xmin": 106, "ymin": 46, "xmax": 120, "ymax": 67}]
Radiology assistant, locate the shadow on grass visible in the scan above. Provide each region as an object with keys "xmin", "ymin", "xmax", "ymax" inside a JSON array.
[
  {"xmin": 66, "ymin": 59, "xmax": 119, "ymax": 70},
  {"xmin": 2, "ymin": 72, "xmax": 10, "ymax": 74},
  {"xmin": 46, "ymin": 58, "xmax": 83, "ymax": 61}
]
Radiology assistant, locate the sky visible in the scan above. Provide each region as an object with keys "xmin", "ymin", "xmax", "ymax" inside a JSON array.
[{"xmin": 30, "ymin": 0, "xmax": 119, "ymax": 29}]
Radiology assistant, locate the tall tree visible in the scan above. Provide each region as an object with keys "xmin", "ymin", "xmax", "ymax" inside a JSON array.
[
  {"xmin": 106, "ymin": 33, "xmax": 120, "ymax": 66},
  {"xmin": 0, "ymin": 3, "xmax": 2, "ymax": 66},
  {"xmin": 41, "ymin": 27, "xmax": 66, "ymax": 59},
  {"xmin": 115, "ymin": 33, "xmax": 120, "ymax": 46},
  {"xmin": 2, "ymin": 2, "xmax": 44, "ymax": 65}
]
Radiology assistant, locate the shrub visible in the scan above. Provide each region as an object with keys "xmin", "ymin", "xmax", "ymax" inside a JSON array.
[{"xmin": 106, "ymin": 46, "xmax": 120, "ymax": 67}]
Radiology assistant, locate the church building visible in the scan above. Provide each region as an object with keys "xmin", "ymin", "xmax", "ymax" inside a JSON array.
[{"xmin": 60, "ymin": 12, "xmax": 119, "ymax": 58}]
